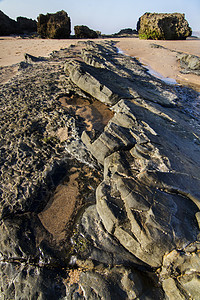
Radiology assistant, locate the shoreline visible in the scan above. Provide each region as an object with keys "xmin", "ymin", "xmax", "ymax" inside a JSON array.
[{"xmin": 116, "ymin": 37, "xmax": 200, "ymax": 91}]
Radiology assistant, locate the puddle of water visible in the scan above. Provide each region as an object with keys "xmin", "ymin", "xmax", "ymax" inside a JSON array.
[
  {"xmin": 146, "ymin": 65, "xmax": 177, "ymax": 85},
  {"xmin": 58, "ymin": 94, "xmax": 114, "ymax": 132},
  {"xmin": 116, "ymin": 46, "xmax": 177, "ymax": 85},
  {"xmin": 116, "ymin": 47, "xmax": 125, "ymax": 55}
]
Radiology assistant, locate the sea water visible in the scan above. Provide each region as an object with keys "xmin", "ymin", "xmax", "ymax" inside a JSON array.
[
  {"xmin": 117, "ymin": 47, "xmax": 177, "ymax": 85},
  {"xmin": 192, "ymin": 31, "xmax": 200, "ymax": 38}
]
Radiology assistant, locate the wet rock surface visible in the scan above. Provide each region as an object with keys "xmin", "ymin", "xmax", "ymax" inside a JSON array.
[{"xmin": 0, "ymin": 40, "xmax": 200, "ymax": 299}]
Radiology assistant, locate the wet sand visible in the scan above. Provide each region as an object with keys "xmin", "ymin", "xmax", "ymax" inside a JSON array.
[{"xmin": 117, "ymin": 37, "xmax": 200, "ymax": 90}]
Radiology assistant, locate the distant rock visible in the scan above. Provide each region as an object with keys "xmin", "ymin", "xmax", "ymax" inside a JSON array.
[
  {"xmin": 74, "ymin": 25, "xmax": 98, "ymax": 39},
  {"xmin": 17, "ymin": 16, "xmax": 37, "ymax": 33},
  {"xmin": 137, "ymin": 12, "xmax": 192, "ymax": 40},
  {"xmin": 0, "ymin": 10, "xmax": 18, "ymax": 35},
  {"xmin": 37, "ymin": 10, "xmax": 71, "ymax": 39},
  {"xmin": 0, "ymin": 10, "xmax": 37, "ymax": 36},
  {"xmin": 116, "ymin": 28, "xmax": 137, "ymax": 36}
]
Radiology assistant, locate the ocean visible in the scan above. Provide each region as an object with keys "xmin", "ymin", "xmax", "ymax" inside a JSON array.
[{"xmin": 192, "ymin": 31, "xmax": 200, "ymax": 38}]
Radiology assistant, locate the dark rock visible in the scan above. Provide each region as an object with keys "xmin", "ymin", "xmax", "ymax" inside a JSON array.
[
  {"xmin": 77, "ymin": 205, "xmax": 144, "ymax": 266},
  {"xmin": 64, "ymin": 41, "xmax": 177, "ymax": 107},
  {"xmin": 0, "ymin": 262, "xmax": 66, "ymax": 299},
  {"xmin": 37, "ymin": 10, "xmax": 71, "ymax": 39},
  {"xmin": 74, "ymin": 25, "xmax": 98, "ymax": 39},
  {"xmin": 16, "ymin": 16, "xmax": 37, "ymax": 33},
  {"xmin": 1, "ymin": 39, "xmax": 200, "ymax": 299},
  {"xmin": 137, "ymin": 12, "xmax": 192, "ymax": 40},
  {"xmin": 24, "ymin": 53, "xmax": 48, "ymax": 63},
  {"xmin": 177, "ymin": 53, "xmax": 200, "ymax": 75},
  {"xmin": 64, "ymin": 41, "xmax": 200, "ymax": 297},
  {"xmin": 116, "ymin": 28, "xmax": 138, "ymax": 36},
  {"xmin": 66, "ymin": 266, "xmax": 164, "ymax": 299},
  {"xmin": 0, "ymin": 10, "xmax": 19, "ymax": 35},
  {"xmin": 0, "ymin": 10, "xmax": 37, "ymax": 35}
]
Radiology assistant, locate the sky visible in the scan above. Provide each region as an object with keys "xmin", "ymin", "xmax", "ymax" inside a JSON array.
[{"xmin": 0, "ymin": 0, "xmax": 200, "ymax": 34}]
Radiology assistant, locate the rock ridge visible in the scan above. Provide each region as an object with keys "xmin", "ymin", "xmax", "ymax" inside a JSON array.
[{"xmin": 0, "ymin": 40, "xmax": 200, "ymax": 299}]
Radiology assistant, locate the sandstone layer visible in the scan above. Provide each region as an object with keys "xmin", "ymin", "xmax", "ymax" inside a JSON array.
[{"xmin": 0, "ymin": 40, "xmax": 200, "ymax": 299}]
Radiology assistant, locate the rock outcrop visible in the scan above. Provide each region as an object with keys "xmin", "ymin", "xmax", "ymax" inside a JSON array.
[
  {"xmin": 37, "ymin": 10, "xmax": 71, "ymax": 39},
  {"xmin": 0, "ymin": 10, "xmax": 18, "ymax": 35},
  {"xmin": 177, "ymin": 53, "xmax": 200, "ymax": 75},
  {"xmin": 74, "ymin": 25, "xmax": 98, "ymax": 38},
  {"xmin": 137, "ymin": 12, "xmax": 192, "ymax": 40},
  {"xmin": 16, "ymin": 16, "xmax": 37, "ymax": 33},
  {"xmin": 0, "ymin": 10, "xmax": 37, "ymax": 35},
  {"xmin": 0, "ymin": 40, "xmax": 200, "ymax": 299},
  {"xmin": 115, "ymin": 28, "xmax": 138, "ymax": 36}
]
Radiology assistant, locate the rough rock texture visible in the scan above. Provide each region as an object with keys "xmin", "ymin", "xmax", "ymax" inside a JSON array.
[
  {"xmin": 74, "ymin": 25, "xmax": 98, "ymax": 38},
  {"xmin": 177, "ymin": 53, "xmax": 200, "ymax": 75},
  {"xmin": 37, "ymin": 10, "xmax": 71, "ymax": 39},
  {"xmin": 0, "ymin": 10, "xmax": 37, "ymax": 35},
  {"xmin": 137, "ymin": 12, "xmax": 192, "ymax": 40},
  {"xmin": 0, "ymin": 41, "xmax": 200, "ymax": 299}
]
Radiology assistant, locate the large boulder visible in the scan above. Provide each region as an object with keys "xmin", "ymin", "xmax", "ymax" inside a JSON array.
[
  {"xmin": 137, "ymin": 12, "xmax": 192, "ymax": 40},
  {"xmin": 0, "ymin": 10, "xmax": 37, "ymax": 35},
  {"xmin": 116, "ymin": 28, "xmax": 138, "ymax": 36},
  {"xmin": 17, "ymin": 16, "xmax": 37, "ymax": 33},
  {"xmin": 0, "ymin": 10, "xmax": 18, "ymax": 35},
  {"xmin": 74, "ymin": 25, "xmax": 98, "ymax": 38},
  {"xmin": 37, "ymin": 10, "xmax": 71, "ymax": 39}
]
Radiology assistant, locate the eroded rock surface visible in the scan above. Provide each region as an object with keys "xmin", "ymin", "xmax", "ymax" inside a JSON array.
[
  {"xmin": 0, "ymin": 40, "xmax": 200, "ymax": 299},
  {"xmin": 74, "ymin": 25, "xmax": 98, "ymax": 39},
  {"xmin": 137, "ymin": 12, "xmax": 192, "ymax": 40},
  {"xmin": 177, "ymin": 53, "xmax": 200, "ymax": 76},
  {"xmin": 37, "ymin": 10, "xmax": 71, "ymax": 39}
]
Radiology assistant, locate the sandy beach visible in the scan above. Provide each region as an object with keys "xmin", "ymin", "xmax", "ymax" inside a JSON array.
[
  {"xmin": 117, "ymin": 37, "xmax": 200, "ymax": 90},
  {"xmin": 0, "ymin": 36, "xmax": 200, "ymax": 90}
]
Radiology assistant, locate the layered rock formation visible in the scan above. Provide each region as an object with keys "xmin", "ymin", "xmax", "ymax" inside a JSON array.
[
  {"xmin": 0, "ymin": 41, "xmax": 200, "ymax": 299},
  {"xmin": 137, "ymin": 12, "xmax": 192, "ymax": 40},
  {"xmin": 37, "ymin": 10, "xmax": 71, "ymax": 39},
  {"xmin": 74, "ymin": 25, "xmax": 98, "ymax": 38},
  {"xmin": 0, "ymin": 10, "xmax": 37, "ymax": 35}
]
